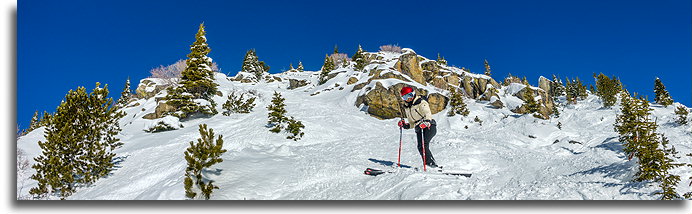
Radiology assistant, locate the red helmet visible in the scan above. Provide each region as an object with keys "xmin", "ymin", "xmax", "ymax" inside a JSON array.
[{"xmin": 400, "ymin": 87, "xmax": 414, "ymax": 96}]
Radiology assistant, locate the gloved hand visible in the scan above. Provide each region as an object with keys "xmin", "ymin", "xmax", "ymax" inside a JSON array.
[
  {"xmin": 419, "ymin": 121, "xmax": 431, "ymax": 129},
  {"xmin": 397, "ymin": 119, "xmax": 408, "ymax": 128}
]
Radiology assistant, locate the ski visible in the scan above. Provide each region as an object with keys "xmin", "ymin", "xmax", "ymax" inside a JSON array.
[{"xmin": 364, "ymin": 167, "xmax": 471, "ymax": 177}]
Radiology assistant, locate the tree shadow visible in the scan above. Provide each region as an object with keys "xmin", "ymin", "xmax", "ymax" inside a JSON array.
[
  {"xmin": 560, "ymin": 147, "xmax": 584, "ymax": 155},
  {"xmin": 203, "ymin": 168, "xmax": 223, "ymax": 176},
  {"xmin": 368, "ymin": 158, "xmax": 413, "ymax": 169}
]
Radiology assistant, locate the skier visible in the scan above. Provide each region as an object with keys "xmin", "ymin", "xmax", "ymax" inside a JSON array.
[{"xmin": 397, "ymin": 86, "xmax": 438, "ymax": 168}]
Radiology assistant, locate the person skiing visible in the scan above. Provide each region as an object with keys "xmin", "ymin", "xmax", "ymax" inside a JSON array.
[{"xmin": 397, "ymin": 86, "xmax": 438, "ymax": 168}]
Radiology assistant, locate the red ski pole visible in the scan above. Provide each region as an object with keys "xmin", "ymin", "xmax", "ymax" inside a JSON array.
[{"xmin": 397, "ymin": 127, "xmax": 402, "ymax": 167}]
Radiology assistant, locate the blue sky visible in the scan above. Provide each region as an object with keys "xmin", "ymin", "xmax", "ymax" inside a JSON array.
[{"xmin": 18, "ymin": 0, "xmax": 690, "ymax": 129}]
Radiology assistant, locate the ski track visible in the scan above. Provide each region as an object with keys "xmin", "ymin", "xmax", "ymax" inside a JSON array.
[{"xmin": 16, "ymin": 70, "xmax": 692, "ymax": 200}]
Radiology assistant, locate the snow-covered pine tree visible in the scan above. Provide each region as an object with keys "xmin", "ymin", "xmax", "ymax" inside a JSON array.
[
  {"xmin": 319, "ymin": 54, "xmax": 335, "ymax": 85},
  {"xmin": 447, "ymin": 87, "xmax": 469, "ymax": 117},
  {"xmin": 285, "ymin": 116, "xmax": 305, "ymax": 141},
  {"xmin": 164, "ymin": 23, "xmax": 219, "ymax": 119},
  {"xmin": 116, "ymin": 77, "xmax": 132, "ymax": 108},
  {"xmin": 222, "ymin": 91, "xmax": 256, "ymax": 115},
  {"xmin": 614, "ymin": 91, "xmax": 665, "ymax": 182},
  {"xmin": 184, "ymin": 124, "xmax": 227, "ymax": 200},
  {"xmin": 674, "ymin": 105, "xmax": 689, "ymax": 125},
  {"xmin": 297, "ymin": 61, "xmax": 304, "ymax": 72},
  {"xmin": 39, "ymin": 111, "xmax": 52, "ymax": 127},
  {"xmin": 594, "ymin": 73, "xmax": 622, "ymax": 108},
  {"xmin": 352, "ymin": 45, "xmax": 366, "ymax": 71},
  {"xmin": 267, "ymin": 91, "xmax": 288, "ymax": 133},
  {"xmin": 550, "ymin": 75, "xmax": 565, "ymax": 105},
  {"xmin": 241, "ymin": 49, "xmax": 270, "ymax": 81},
  {"xmin": 654, "ymin": 78, "xmax": 674, "ymax": 107},
  {"xmin": 30, "ymin": 83, "xmax": 124, "ymax": 199},
  {"xmin": 28, "ymin": 110, "xmax": 39, "ymax": 132},
  {"xmin": 523, "ymin": 87, "xmax": 540, "ymax": 116},
  {"xmin": 655, "ymin": 135, "xmax": 683, "ymax": 200},
  {"xmin": 436, "ymin": 53, "xmax": 447, "ymax": 66},
  {"xmin": 484, "ymin": 59, "xmax": 491, "ymax": 77}
]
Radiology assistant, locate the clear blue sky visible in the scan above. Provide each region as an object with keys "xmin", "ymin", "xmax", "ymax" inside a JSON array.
[{"xmin": 18, "ymin": 0, "xmax": 691, "ymax": 129}]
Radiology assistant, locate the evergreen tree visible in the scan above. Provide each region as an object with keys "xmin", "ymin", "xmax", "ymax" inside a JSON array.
[
  {"xmin": 575, "ymin": 77, "xmax": 588, "ymax": 100},
  {"xmin": 267, "ymin": 91, "xmax": 288, "ymax": 133},
  {"xmin": 352, "ymin": 45, "xmax": 367, "ymax": 71},
  {"xmin": 436, "ymin": 53, "xmax": 447, "ymax": 66},
  {"xmin": 674, "ymin": 105, "xmax": 689, "ymax": 125},
  {"xmin": 565, "ymin": 77, "xmax": 587, "ymax": 104},
  {"xmin": 164, "ymin": 23, "xmax": 219, "ymax": 119},
  {"xmin": 319, "ymin": 54, "xmax": 335, "ymax": 85},
  {"xmin": 333, "ymin": 44, "xmax": 339, "ymax": 54},
  {"xmin": 179, "ymin": 23, "xmax": 218, "ymax": 99},
  {"xmin": 594, "ymin": 73, "xmax": 622, "ymax": 108},
  {"xmin": 241, "ymin": 49, "xmax": 270, "ymax": 81},
  {"xmin": 116, "ymin": 77, "xmax": 132, "ymax": 108},
  {"xmin": 285, "ymin": 117, "xmax": 305, "ymax": 141},
  {"xmin": 297, "ymin": 61, "xmax": 304, "ymax": 72},
  {"xmin": 549, "ymin": 75, "xmax": 565, "ymax": 105},
  {"xmin": 653, "ymin": 78, "xmax": 674, "ymax": 107},
  {"xmin": 30, "ymin": 83, "xmax": 124, "ymax": 199},
  {"xmin": 28, "ymin": 111, "xmax": 39, "ymax": 132},
  {"xmin": 484, "ymin": 59, "xmax": 491, "ymax": 77},
  {"xmin": 684, "ymin": 153, "xmax": 692, "ymax": 199},
  {"xmin": 40, "ymin": 111, "xmax": 52, "ymax": 127},
  {"xmin": 222, "ymin": 91, "xmax": 256, "ymax": 115},
  {"xmin": 289, "ymin": 63, "xmax": 295, "ymax": 71},
  {"xmin": 523, "ymin": 87, "xmax": 540, "ymax": 115},
  {"xmin": 447, "ymin": 87, "xmax": 469, "ymax": 117},
  {"xmin": 655, "ymin": 135, "xmax": 683, "ymax": 200},
  {"xmin": 184, "ymin": 124, "xmax": 227, "ymax": 200},
  {"xmin": 614, "ymin": 91, "xmax": 667, "ymax": 182}
]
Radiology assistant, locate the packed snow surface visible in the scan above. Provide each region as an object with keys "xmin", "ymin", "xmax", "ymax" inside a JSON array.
[{"xmin": 17, "ymin": 69, "xmax": 692, "ymax": 200}]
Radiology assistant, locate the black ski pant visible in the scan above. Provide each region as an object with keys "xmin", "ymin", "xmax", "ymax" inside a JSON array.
[{"xmin": 415, "ymin": 124, "xmax": 436, "ymax": 167}]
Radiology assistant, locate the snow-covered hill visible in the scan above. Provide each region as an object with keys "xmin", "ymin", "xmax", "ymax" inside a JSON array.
[{"xmin": 16, "ymin": 50, "xmax": 692, "ymax": 200}]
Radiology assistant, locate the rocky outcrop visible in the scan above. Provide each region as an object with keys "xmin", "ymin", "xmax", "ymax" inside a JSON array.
[
  {"xmin": 511, "ymin": 86, "xmax": 554, "ymax": 119},
  {"xmin": 354, "ymin": 82, "xmax": 448, "ymax": 119},
  {"xmin": 135, "ymin": 79, "xmax": 170, "ymax": 100},
  {"xmin": 288, "ymin": 79, "xmax": 309, "ymax": 89},
  {"xmin": 142, "ymin": 101, "xmax": 177, "ymax": 119},
  {"xmin": 394, "ymin": 51, "xmax": 426, "ymax": 85}
]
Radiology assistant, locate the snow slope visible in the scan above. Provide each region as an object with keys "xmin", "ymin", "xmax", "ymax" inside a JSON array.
[{"xmin": 16, "ymin": 58, "xmax": 692, "ymax": 200}]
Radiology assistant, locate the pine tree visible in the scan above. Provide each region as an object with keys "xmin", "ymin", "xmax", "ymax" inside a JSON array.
[
  {"xmin": 222, "ymin": 91, "xmax": 256, "ymax": 115},
  {"xmin": 40, "ymin": 111, "xmax": 52, "ymax": 127},
  {"xmin": 30, "ymin": 83, "xmax": 124, "ymax": 199},
  {"xmin": 319, "ymin": 54, "xmax": 335, "ymax": 85},
  {"xmin": 684, "ymin": 153, "xmax": 692, "ymax": 199},
  {"xmin": 549, "ymin": 75, "xmax": 565, "ymax": 105},
  {"xmin": 333, "ymin": 44, "xmax": 339, "ymax": 54},
  {"xmin": 484, "ymin": 59, "xmax": 491, "ymax": 77},
  {"xmin": 447, "ymin": 87, "xmax": 469, "ymax": 117},
  {"xmin": 28, "ymin": 111, "xmax": 39, "ymax": 132},
  {"xmin": 655, "ymin": 135, "xmax": 683, "ymax": 200},
  {"xmin": 184, "ymin": 124, "xmax": 227, "ymax": 200},
  {"xmin": 594, "ymin": 73, "xmax": 622, "ymax": 108},
  {"xmin": 437, "ymin": 53, "xmax": 447, "ymax": 66},
  {"xmin": 653, "ymin": 78, "xmax": 674, "ymax": 107},
  {"xmin": 674, "ymin": 105, "xmax": 689, "ymax": 125},
  {"xmin": 523, "ymin": 87, "xmax": 540, "ymax": 115},
  {"xmin": 565, "ymin": 77, "xmax": 587, "ymax": 104},
  {"xmin": 241, "ymin": 49, "xmax": 270, "ymax": 81},
  {"xmin": 179, "ymin": 23, "xmax": 218, "ymax": 99},
  {"xmin": 614, "ymin": 91, "xmax": 666, "ymax": 182},
  {"xmin": 297, "ymin": 61, "xmax": 304, "ymax": 72},
  {"xmin": 575, "ymin": 77, "xmax": 588, "ymax": 100},
  {"xmin": 164, "ymin": 23, "xmax": 219, "ymax": 119},
  {"xmin": 285, "ymin": 117, "xmax": 305, "ymax": 141},
  {"xmin": 289, "ymin": 63, "xmax": 295, "ymax": 71},
  {"xmin": 352, "ymin": 45, "xmax": 366, "ymax": 71},
  {"xmin": 116, "ymin": 77, "xmax": 132, "ymax": 108},
  {"xmin": 267, "ymin": 91, "xmax": 288, "ymax": 133}
]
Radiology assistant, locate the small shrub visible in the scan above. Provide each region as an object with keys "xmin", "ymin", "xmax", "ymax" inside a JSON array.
[
  {"xmin": 222, "ymin": 91, "xmax": 256, "ymax": 116},
  {"xmin": 286, "ymin": 117, "xmax": 305, "ymax": 141},
  {"xmin": 184, "ymin": 124, "xmax": 227, "ymax": 200},
  {"xmin": 379, "ymin": 44, "xmax": 403, "ymax": 53}
]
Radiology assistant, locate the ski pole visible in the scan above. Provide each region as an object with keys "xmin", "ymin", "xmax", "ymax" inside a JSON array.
[
  {"xmin": 421, "ymin": 128, "xmax": 427, "ymax": 172},
  {"xmin": 397, "ymin": 126, "xmax": 402, "ymax": 167}
]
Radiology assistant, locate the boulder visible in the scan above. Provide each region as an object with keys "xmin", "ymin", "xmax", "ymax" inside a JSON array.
[
  {"xmin": 354, "ymin": 82, "xmax": 448, "ymax": 119},
  {"xmin": 288, "ymin": 79, "xmax": 309, "ymax": 89},
  {"xmin": 142, "ymin": 101, "xmax": 177, "ymax": 120},
  {"xmin": 135, "ymin": 79, "xmax": 170, "ymax": 100},
  {"xmin": 347, "ymin": 77, "xmax": 358, "ymax": 85},
  {"xmin": 394, "ymin": 52, "xmax": 426, "ymax": 85}
]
